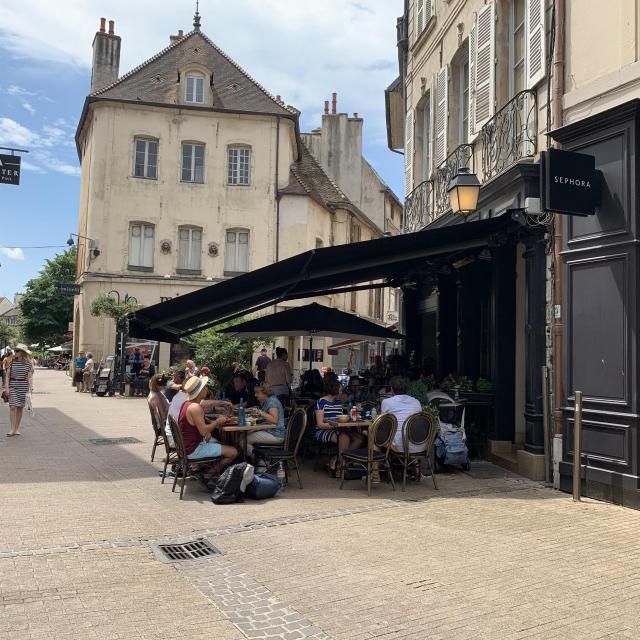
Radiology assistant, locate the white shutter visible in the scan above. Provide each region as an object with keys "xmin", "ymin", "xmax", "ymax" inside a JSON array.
[
  {"xmin": 142, "ymin": 225, "xmax": 154, "ymax": 268},
  {"xmin": 416, "ymin": 0, "xmax": 425, "ymax": 37},
  {"xmin": 526, "ymin": 0, "xmax": 545, "ymax": 88},
  {"xmin": 404, "ymin": 108, "xmax": 415, "ymax": 196},
  {"xmin": 434, "ymin": 66, "xmax": 449, "ymax": 168},
  {"xmin": 472, "ymin": 3, "xmax": 495, "ymax": 134},
  {"xmin": 468, "ymin": 20, "xmax": 477, "ymax": 140}
]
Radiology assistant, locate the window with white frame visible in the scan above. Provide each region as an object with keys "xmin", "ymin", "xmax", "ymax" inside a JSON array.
[
  {"xmin": 181, "ymin": 143, "xmax": 204, "ymax": 183},
  {"xmin": 512, "ymin": 0, "xmax": 526, "ymax": 97},
  {"xmin": 177, "ymin": 226, "xmax": 202, "ymax": 272},
  {"xmin": 128, "ymin": 223, "xmax": 154, "ymax": 270},
  {"xmin": 185, "ymin": 73, "xmax": 205, "ymax": 103},
  {"xmin": 227, "ymin": 146, "xmax": 251, "ymax": 185},
  {"xmin": 414, "ymin": 0, "xmax": 435, "ymax": 39},
  {"xmin": 133, "ymin": 138, "xmax": 158, "ymax": 179},
  {"xmin": 224, "ymin": 229, "xmax": 249, "ymax": 273}
]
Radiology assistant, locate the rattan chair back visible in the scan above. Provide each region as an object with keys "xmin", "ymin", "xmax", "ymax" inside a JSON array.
[
  {"xmin": 147, "ymin": 393, "xmax": 165, "ymax": 437},
  {"xmin": 404, "ymin": 412, "xmax": 430, "ymax": 454},
  {"xmin": 168, "ymin": 414, "xmax": 187, "ymax": 463},
  {"xmin": 285, "ymin": 407, "xmax": 307, "ymax": 454},
  {"xmin": 369, "ymin": 412, "xmax": 397, "ymax": 455}
]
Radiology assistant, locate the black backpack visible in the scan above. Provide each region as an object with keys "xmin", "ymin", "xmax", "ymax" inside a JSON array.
[{"xmin": 211, "ymin": 462, "xmax": 252, "ymax": 505}]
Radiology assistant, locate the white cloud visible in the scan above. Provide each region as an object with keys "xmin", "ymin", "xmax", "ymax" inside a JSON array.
[
  {"xmin": 7, "ymin": 84, "xmax": 36, "ymax": 97},
  {"xmin": 21, "ymin": 101, "xmax": 36, "ymax": 115},
  {"xmin": 0, "ymin": 247, "xmax": 25, "ymax": 261},
  {"xmin": 20, "ymin": 159, "xmax": 46, "ymax": 173},
  {"xmin": 0, "ymin": 117, "xmax": 39, "ymax": 147}
]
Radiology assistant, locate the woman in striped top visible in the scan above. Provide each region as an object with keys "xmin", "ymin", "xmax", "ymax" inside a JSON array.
[
  {"xmin": 315, "ymin": 379, "xmax": 366, "ymax": 475},
  {"xmin": 3, "ymin": 344, "xmax": 33, "ymax": 437}
]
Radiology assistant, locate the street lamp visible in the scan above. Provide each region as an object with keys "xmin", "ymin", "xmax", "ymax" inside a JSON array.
[
  {"xmin": 447, "ymin": 167, "xmax": 481, "ymax": 217},
  {"xmin": 67, "ymin": 233, "xmax": 100, "ymax": 258}
]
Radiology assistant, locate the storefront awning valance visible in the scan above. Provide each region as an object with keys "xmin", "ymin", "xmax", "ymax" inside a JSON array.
[{"xmin": 129, "ymin": 215, "xmax": 517, "ymax": 343}]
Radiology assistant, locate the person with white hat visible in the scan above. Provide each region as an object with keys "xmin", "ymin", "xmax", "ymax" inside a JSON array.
[
  {"xmin": 3, "ymin": 344, "xmax": 33, "ymax": 436},
  {"xmin": 178, "ymin": 376, "xmax": 237, "ymax": 478}
]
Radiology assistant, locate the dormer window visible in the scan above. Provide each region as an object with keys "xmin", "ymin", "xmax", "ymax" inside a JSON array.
[{"xmin": 185, "ymin": 73, "xmax": 204, "ymax": 103}]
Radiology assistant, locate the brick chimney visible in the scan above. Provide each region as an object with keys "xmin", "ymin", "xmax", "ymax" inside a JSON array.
[
  {"xmin": 91, "ymin": 17, "xmax": 121, "ymax": 93},
  {"xmin": 170, "ymin": 29, "xmax": 185, "ymax": 44}
]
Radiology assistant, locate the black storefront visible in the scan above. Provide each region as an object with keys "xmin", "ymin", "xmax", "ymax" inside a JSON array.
[{"xmin": 551, "ymin": 100, "xmax": 640, "ymax": 508}]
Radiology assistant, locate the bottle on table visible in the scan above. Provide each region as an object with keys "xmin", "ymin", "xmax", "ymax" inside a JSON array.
[
  {"xmin": 238, "ymin": 398, "xmax": 245, "ymax": 426},
  {"xmin": 370, "ymin": 407, "xmax": 377, "ymax": 420},
  {"xmin": 350, "ymin": 404, "xmax": 358, "ymax": 422}
]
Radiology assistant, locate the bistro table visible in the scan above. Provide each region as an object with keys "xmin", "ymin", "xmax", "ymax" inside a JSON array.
[
  {"xmin": 220, "ymin": 422, "xmax": 274, "ymax": 460},
  {"xmin": 325, "ymin": 419, "xmax": 372, "ymax": 474}
]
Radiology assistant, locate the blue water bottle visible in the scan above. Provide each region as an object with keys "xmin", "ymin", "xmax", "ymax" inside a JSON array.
[{"xmin": 238, "ymin": 398, "xmax": 245, "ymax": 426}]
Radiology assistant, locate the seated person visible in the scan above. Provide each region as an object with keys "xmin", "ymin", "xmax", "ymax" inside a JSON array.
[
  {"xmin": 167, "ymin": 376, "xmax": 231, "ymax": 446},
  {"xmin": 134, "ymin": 358, "xmax": 155, "ymax": 396},
  {"xmin": 315, "ymin": 379, "xmax": 365, "ymax": 475},
  {"xmin": 178, "ymin": 376, "xmax": 237, "ymax": 480},
  {"xmin": 164, "ymin": 368, "xmax": 186, "ymax": 402},
  {"xmin": 382, "ymin": 376, "xmax": 422, "ymax": 453},
  {"xmin": 340, "ymin": 375, "xmax": 364, "ymax": 405},
  {"xmin": 246, "ymin": 382, "xmax": 286, "ymax": 457},
  {"xmin": 225, "ymin": 372, "xmax": 256, "ymax": 406},
  {"xmin": 371, "ymin": 375, "xmax": 422, "ymax": 484}
]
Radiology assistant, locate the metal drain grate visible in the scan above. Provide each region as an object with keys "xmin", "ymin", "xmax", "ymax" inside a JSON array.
[
  {"xmin": 158, "ymin": 538, "xmax": 220, "ymax": 562},
  {"xmin": 87, "ymin": 437, "xmax": 142, "ymax": 446}
]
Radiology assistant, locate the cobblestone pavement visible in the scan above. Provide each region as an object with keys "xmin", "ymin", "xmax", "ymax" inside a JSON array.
[{"xmin": 1, "ymin": 369, "xmax": 639, "ymax": 639}]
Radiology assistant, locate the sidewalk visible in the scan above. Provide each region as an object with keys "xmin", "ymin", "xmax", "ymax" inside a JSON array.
[{"xmin": 1, "ymin": 369, "xmax": 639, "ymax": 639}]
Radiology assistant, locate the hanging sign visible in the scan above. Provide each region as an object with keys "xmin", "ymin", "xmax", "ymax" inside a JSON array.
[
  {"xmin": 60, "ymin": 283, "xmax": 81, "ymax": 296},
  {"xmin": 0, "ymin": 154, "xmax": 21, "ymax": 186},
  {"xmin": 541, "ymin": 148, "xmax": 599, "ymax": 216}
]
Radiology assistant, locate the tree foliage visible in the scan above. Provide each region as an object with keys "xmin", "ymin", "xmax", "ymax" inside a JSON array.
[
  {"xmin": 186, "ymin": 318, "xmax": 274, "ymax": 391},
  {"xmin": 0, "ymin": 323, "xmax": 17, "ymax": 348},
  {"xmin": 19, "ymin": 248, "xmax": 76, "ymax": 346},
  {"xmin": 90, "ymin": 293, "xmax": 141, "ymax": 330}
]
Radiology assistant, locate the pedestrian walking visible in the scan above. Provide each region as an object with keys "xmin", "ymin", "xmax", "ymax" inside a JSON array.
[
  {"xmin": 255, "ymin": 347, "xmax": 271, "ymax": 382},
  {"xmin": 73, "ymin": 351, "xmax": 86, "ymax": 392},
  {"xmin": 82, "ymin": 353, "xmax": 95, "ymax": 393},
  {"xmin": 2, "ymin": 344, "xmax": 34, "ymax": 437}
]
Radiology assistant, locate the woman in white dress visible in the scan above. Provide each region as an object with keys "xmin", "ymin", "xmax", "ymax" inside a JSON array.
[{"xmin": 3, "ymin": 344, "xmax": 34, "ymax": 437}]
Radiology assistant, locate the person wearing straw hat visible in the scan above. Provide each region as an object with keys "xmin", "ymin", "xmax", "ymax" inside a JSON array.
[
  {"xmin": 3, "ymin": 344, "xmax": 34, "ymax": 437},
  {"xmin": 178, "ymin": 376, "xmax": 237, "ymax": 477}
]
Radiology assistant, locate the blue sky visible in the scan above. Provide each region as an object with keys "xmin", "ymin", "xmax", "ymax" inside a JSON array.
[{"xmin": 0, "ymin": 1, "xmax": 403, "ymax": 301}]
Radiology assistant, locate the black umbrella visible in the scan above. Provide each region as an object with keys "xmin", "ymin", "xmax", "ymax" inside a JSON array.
[{"xmin": 220, "ymin": 302, "xmax": 403, "ymax": 371}]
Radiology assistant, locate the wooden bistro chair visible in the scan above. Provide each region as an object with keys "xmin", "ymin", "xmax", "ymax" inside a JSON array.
[
  {"xmin": 392, "ymin": 411, "xmax": 440, "ymax": 491},
  {"xmin": 147, "ymin": 392, "xmax": 168, "ymax": 462},
  {"xmin": 152, "ymin": 405, "xmax": 177, "ymax": 484},
  {"xmin": 168, "ymin": 415, "xmax": 221, "ymax": 500},
  {"xmin": 252, "ymin": 408, "xmax": 308, "ymax": 489},
  {"xmin": 340, "ymin": 413, "xmax": 397, "ymax": 496}
]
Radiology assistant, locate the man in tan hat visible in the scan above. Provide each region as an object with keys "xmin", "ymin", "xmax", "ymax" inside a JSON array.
[{"xmin": 178, "ymin": 376, "xmax": 237, "ymax": 478}]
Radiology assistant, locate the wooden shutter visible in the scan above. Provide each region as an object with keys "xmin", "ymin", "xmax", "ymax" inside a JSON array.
[
  {"xmin": 468, "ymin": 20, "xmax": 477, "ymax": 140},
  {"xmin": 472, "ymin": 3, "xmax": 495, "ymax": 134},
  {"xmin": 416, "ymin": 0, "xmax": 425, "ymax": 37},
  {"xmin": 526, "ymin": 0, "xmax": 545, "ymax": 88},
  {"xmin": 434, "ymin": 66, "xmax": 449, "ymax": 168},
  {"xmin": 404, "ymin": 108, "xmax": 415, "ymax": 196}
]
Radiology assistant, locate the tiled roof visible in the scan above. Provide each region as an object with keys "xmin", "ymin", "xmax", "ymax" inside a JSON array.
[
  {"xmin": 280, "ymin": 143, "xmax": 384, "ymax": 235},
  {"xmin": 280, "ymin": 143, "xmax": 351, "ymax": 208},
  {"xmin": 91, "ymin": 30, "xmax": 293, "ymax": 117}
]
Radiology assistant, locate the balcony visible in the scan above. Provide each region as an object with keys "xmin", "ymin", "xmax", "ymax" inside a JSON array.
[
  {"xmin": 481, "ymin": 90, "xmax": 538, "ymax": 182},
  {"xmin": 403, "ymin": 179, "xmax": 433, "ymax": 233},
  {"xmin": 402, "ymin": 90, "xmax": 538, "ymax": 233}
]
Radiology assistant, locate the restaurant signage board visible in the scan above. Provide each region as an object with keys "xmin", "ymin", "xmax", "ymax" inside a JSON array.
[
  {"xmin": 541, "ymin": 148, "xmax": 599, "ymax": 216},
  {"xmin": 60, "ymin": 283, "xmax": 81, "ymax": 296},
  {"xmin": 0, "ymin": 154, "xmax": 21, "ymax": 186}
]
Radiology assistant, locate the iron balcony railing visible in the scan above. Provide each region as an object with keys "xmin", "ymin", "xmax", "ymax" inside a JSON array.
[
  {"xmin": 481, "ymin": 89, "xmax": 537, "ymax": 181},
  {"xmin": 434, "ymin": 143, "xmax": 475, "ymax": 216},
  {"xmin": 403, "ymin": 179, "xmax": 433, "ymax": 233}
]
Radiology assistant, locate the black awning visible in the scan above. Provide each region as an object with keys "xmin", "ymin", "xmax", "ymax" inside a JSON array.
[{"xmin": 129, "ymin": 215, "xmax": 517, "ymax": 343}]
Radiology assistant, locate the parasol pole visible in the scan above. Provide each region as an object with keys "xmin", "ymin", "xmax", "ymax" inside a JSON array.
[{"xmin": 308, "ymin": 333, "xmax": 314, "ymax": 372}]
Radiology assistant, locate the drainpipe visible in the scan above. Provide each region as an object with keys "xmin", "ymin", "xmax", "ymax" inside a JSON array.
[
  {"xmin": 552, "ymin": 0, "xmax": 566, "ymax": 483},
  {"xmin": 275, "ymin": 116, "xmax": 281, "ymax": 263}
]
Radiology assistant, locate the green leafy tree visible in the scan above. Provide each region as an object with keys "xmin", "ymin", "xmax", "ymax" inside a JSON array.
[
  {"xmin": 0, "ymin": 323, "xmax": 17, "ymax": 348},
  {"xmin": 19, "ymin": 248, "xmax": 77, "ymax": 347},
  {"xmin": 90, "ymin": 293, "xmax": 141, "ymax": 332},
  {"xmin": 186, "ymin": 318, "xmax": 274, "ymax": 391}
]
